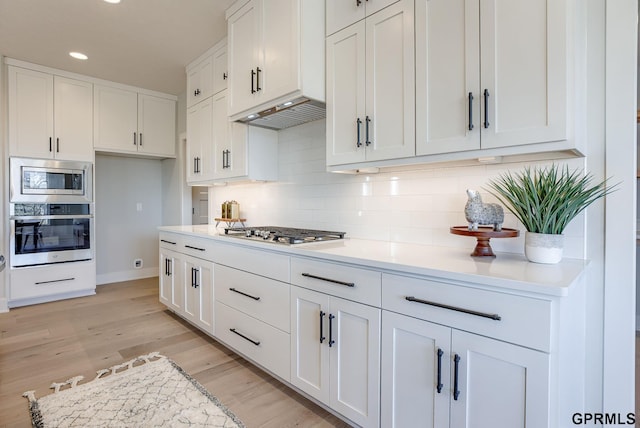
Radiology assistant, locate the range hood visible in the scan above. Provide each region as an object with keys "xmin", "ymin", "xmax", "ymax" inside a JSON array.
[{"xmin": 236, "ymin": 97, "xmax": 325, "ymax": 131}]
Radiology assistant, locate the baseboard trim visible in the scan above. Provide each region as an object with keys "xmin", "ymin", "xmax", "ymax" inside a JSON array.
[
  {"xmin": 0, "ymin": 297, "xmax": 8, "ymax": 313},
  {"xmin": 96, "ymin": 267, "xmax": 158, "ymax": 285}
]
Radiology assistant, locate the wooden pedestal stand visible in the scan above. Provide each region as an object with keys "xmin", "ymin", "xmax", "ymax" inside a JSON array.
[{"xmin": 450, "ymin": 226, "xmax": 519, "ymax": 257}]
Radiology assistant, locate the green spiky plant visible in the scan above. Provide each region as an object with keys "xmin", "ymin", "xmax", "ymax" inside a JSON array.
[{"xmin": 485, "ymin": 164, "xmax": 617, "ymax": 235}]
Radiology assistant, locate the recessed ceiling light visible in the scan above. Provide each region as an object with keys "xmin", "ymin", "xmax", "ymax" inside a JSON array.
[
  {"xmin": 104, "ymin": 0, "xmax": 121, "ymax": 3},
  {"xmin": 69, "ymin": 52, "xmax": 88, "ymax": 60}
]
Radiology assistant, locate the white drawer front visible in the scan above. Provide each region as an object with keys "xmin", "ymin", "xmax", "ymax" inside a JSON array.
[
  {"xmin": 215, "ymin": 301, "xmax": 290, "ymax": 382},
  {"xmin": 180, "ymin": 236, "xmax": 220, "ymax": 261},
  {"xmin": 291, "ymin": 257, "xmax": 381, "ymax": 307},
  {"xmin": 10, "ymin": 261, "xmax": 95, "ymax": 301},
  {"xmin": 159, "ymin": 232, "xmax": 183, "ymax": 250},
  {"xmin": 382, "ymin": 273, "xmax": 552, "ymax": 352},
  {"xmin": 216, "ymin": 244, "xmax": 290, "ymax": 283},
  {"xmin": 215, "ymin": 264, "xmax": 290, "ymax": 332}
]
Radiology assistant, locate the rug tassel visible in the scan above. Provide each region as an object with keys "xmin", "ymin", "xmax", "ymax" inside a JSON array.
[
  {"xmin": 50, "ymin": 375, "xmax": 84, "ymax": 393},
  {"xmin": 22, "ymin": 390, "xmax": 36, "ymax": 402}
]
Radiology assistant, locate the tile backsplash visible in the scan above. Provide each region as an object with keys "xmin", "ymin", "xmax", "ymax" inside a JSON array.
[{"xmin": 210, "ymin": 119, "xmax": 587, "ymax": 259}]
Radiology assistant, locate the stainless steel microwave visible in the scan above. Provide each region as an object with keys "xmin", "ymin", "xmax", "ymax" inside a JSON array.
[{"xmin": 10, "ymin": 157, "xmax": 93, "ymax": 203}]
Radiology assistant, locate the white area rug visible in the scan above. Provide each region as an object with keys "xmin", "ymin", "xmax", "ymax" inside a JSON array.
[{"xmin": 23, "ymin": 352, "xmax": 244, "ymax": 428}]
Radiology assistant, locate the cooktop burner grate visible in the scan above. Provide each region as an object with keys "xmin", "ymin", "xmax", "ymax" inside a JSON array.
[{"xmin": 224, "ymin": 226, "xmax": 346, "ymax": 245}]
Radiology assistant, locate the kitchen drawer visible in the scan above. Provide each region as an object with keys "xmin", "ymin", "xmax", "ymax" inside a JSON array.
[
  {"xmin": 290, "ymin": 257, "xmax": 381, "ymax": 307},
  {"xmin": 180, "ymin": 236, "xmax": 219, "ymax": 261},
  {"xmin": 215, "ymin": 264, "xmax": 290, "ymax": 332},
  {"xmin": 215, "ymin": 301, "xmax": 290, "ymax": 382},
  {"xmin": 382, "ymin": 273, "xmax": 552, "ymax": 352},
  {"xmin": 215, "ymin": 244, "xmax": 290, "ymax": 283},
  {"xmin": 10, "ymin": 261, "xmax": 95, "ymax": 301},
  {"xmin": 159, "ymin": 232, "xmax": 183, "ymax": 250}
]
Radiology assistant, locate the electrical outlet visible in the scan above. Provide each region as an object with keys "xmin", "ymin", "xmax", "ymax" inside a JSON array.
[{"xmin": 134, "ymin": 258, "xmax": 143, "ymax": 269}]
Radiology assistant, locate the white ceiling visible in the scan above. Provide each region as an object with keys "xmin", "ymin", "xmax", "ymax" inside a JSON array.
[{"xmin": 0, "ymin": 0, "xmax": 236, "ymax": 95}]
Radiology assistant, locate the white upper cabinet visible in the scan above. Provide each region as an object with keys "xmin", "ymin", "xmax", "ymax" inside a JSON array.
[
  {"xmin": 8, "ymin": 66, "xmax": 93, "ymax": 161},
  {"xmin": 226, "ymin": 0, "xmax": 325, "ymax": 120},
  {"xmin": 186, "ymin": 39, "xmax": 228, "ymax": 109},
  {"xmin": 326, "ymin": 0, "xmax": 415, "ymax": 166},
  {"xmin": 94, "ymin": 85, "xmax": 176, "ymax": 158},
  {"xmin": 326, "ymin": 0, "xmax": 400, "ymax": 36},
  {"xmin": 416, "ymin": 0, "xmax": 568, "ymax": 156}
]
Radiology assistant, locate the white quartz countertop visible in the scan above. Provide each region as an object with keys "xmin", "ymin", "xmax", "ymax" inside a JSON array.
[{"xmin": 159, "ymin": 225, "xmax": 588, "ymax": 297}]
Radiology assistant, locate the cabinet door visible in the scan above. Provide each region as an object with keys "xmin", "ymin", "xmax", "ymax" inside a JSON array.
[
  {"xmin": 187, "ymin": 55, "xmax": 213, "ymax": 108},
  {"xmin": 225, "ymin": 122, "xmax": 250, "ymax": 180},
  {"xmin": 364, "ymin": 0, "xmax": 415, "ymax": 162},
  {"xmin": 415, "ymin": 0, "xmax": 480, "ymax": 156},
  {"xmin": 186, "ymin": 98, "xmax": 212, "ymax": 183},
  {"xmin": 227, "ymin": 0, "xmax": 260, "ymax": 117},
  {"xmin": 381, "ymin": 311, "xmax": 451, "ymax": 428},
  {"xmin": 54, "ymin": 76, "xmax": 93, "ymax": 161},
  {"xmin": 183, "ymin": 259, "xmax": 199, "ymax": 323},
  {"xmin": 94, "ymin": 85, "xmax": 138, "ymax": 153},
  {"xmin": 326, "ymin": 21, "xmax": 366, "ymax": 166},
  {"xmin": 212, "ymin": 44, "xmax": 228, "ymax": 95},
  {"xmin": 291, "ymin": 286, "xmax": 331, "ymax": 404},
  {"xmin": 259, "ymin": 0, "xmax": 299, "ymax": 103},
  {"xmin": 330, "ymin": 297, "xmax": 381, "ymax": 428},
  {"xmin": 479, "ymin": 0, "xmax": 567, "ymax": 149},
  {"xmin": 138, "ymin": 94, "xmax": 176, "ymax": 157},
  {"xmin": 450, "ymin": 330, "xmax": 550, "ymax": 428},
  {"xmin": 8, "ymin": 66, "xmax": 54, "ymax": 158},
  {"xmin": 195, "ymin": 260, "xmax": 214, "ymax": 334},
  {"xmin": 211, "ymin": 91, "xmax": 229, "ymax": 178},
  {"xmin": 159, "ymin": 250, "xmax": 183, "ymax": 312}
]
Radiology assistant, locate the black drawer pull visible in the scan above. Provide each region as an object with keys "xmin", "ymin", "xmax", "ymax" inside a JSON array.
[
  {"xmin": 35, "ymin": 277, "xmax": 75, "ymax": 285},
  {"xmin": 185, "ymin": 245, "xmax": 206, "ymax": 252},
  {"xmin": 160, "ymin": 239, "xmax": 177, "ymax": 245},
  {"xmin": 405, "ymin": 296, "xmax": 501, "ymax": 321},
  {"xmin": 301, "ymin": 273, "xmax": 354, "ymax": 288},
  {"xmin": 328, "ymin": 314, "xmax": 335, "ymax": 347},
  {"xmin": 230, "ymin": 328, "xmax": 260, "ymax": 346},
  {"xmin": 229, "ymin": 287, "xmax": 260, "ymax": 301}
]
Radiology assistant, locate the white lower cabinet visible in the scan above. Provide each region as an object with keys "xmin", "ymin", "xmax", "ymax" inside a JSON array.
[
  {"xmin": 159, "ymin": 248, "xmax": 183, "ymax": 313},
  {"xmin": 381, "ymin": 273, "xmax": 552, "ymax": 428},
  {"xmin": 182, "ymin": 256, "xmax": 214, "ymax": 334},
  {"xmin": 291, "ymin": 285, "xmax": 381, "ymax": 428}
]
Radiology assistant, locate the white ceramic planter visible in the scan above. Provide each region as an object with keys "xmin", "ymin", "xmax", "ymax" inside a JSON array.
[{"xmin": 524, "ymin": 232, "xmax": 564, "ymax": 264}]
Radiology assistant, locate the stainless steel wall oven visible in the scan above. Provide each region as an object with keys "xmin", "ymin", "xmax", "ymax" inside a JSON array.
[{"xmin": 9, "ymin": 158, "xmax": 94, "ymax": 267}]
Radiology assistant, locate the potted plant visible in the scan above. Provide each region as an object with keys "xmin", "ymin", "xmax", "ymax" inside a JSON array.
[{"xmin": 486, "ymin": 164, "xmax": 616, "ymax": 264}]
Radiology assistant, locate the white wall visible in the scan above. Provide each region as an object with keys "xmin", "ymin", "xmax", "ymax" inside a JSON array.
[
  {"xmin": 210, "ymin": 119, "xmax": 587, "ymax": 258},
  {"xmin": 95, "ymin": 154, "xmax": 163, "ymax": 284}
]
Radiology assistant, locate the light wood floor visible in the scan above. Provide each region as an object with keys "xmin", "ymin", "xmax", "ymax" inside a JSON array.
[{"xmin": 0, "ymin": 278, "xmax": 351, "ymax": 428}]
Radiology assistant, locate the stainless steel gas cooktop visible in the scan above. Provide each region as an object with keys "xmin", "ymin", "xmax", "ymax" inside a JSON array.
[{"xmin": 223, "ymin": 226, "xmax": 346, "ymax": 245}]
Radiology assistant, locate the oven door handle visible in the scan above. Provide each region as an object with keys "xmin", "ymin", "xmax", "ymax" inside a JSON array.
[{"xmin": 11, "ymin": 214, "xmax": 93, "ymax": 221}]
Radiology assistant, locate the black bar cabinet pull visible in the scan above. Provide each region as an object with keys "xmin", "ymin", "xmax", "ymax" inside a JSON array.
[
  {"xmin": 230, "ymin": 328, "xmax": 260, "ymax": 346},
  {"xmin": 160, "ymin": 239, "xmax": 177, "ymax": 245},
  {"xmin": 165, "ymin": 258, "xmax": 169, "ymax": 276},
  {"xmin": 468, "ymin": 92, "xmax": 474, "ymax": 131},
  {"xmin": 251, "ymin": 69, "xmax": 256, "ymax": 93},
  {"xmin": 436, "ymin": 348, "xmax": 444, "ymax": 393},
  {"xmin": 49, "ymin": 137, "xmax": 52, "ymax": 152},
  {"xmin": 139, "ymin": 133, "xmax": 142, "ymax": 146},
  {"xmin": 483, "ymin": 89, "xmax": 490, "ymax": 129},
  {"xmin": 229, "ymin": 287, "xmax": 260, "ymax": 301},
  {"xmin": 405, "ymin": 296, "xmax": 501, "ymax": 321},
  {"xmin": 35, "ymin": 277, "xmax": 75, "ymax": 285},
  {"xmin": 194, "ymin": 268, "xmax": 199, "ymax": 288},
  {"xmin": 223, "ymin": 72, "xmax": 228, "ymax": 80},
  {"xmin": 301, "ymin": 273, "xmax": 355, "ymax": 288},
  {"xmin": 328, "ymin": 314, "xmax": 335, "ymax": 347},
  {"xmin": 453, "ymin": 354, "xmax": 461, "ymax": 400},
  {"xmin": 168, "ymin": 259, "xmax": 172, "ymax": 276},
  {"xmin": 256, "ymin": 67, "xmax": 261, "ymax": 91},
  {"xmin": 191, "ymin": 267, "xmax": 195, "ymax": 287},
  {"xmin": 319, "ymin": 310, "xmax": 326, "ymax": 343},
  {"xmin": 185, "ymin": 245, "xmax": 206, "ymax": 252},
  {"xmin": 356, "ymin": 0, "xmax": 362, "ymax": 5},
  {"xmin": 356, "ymin": 118, "xmax": 363, "ymax": 147},
  {"xmin": 133, "ymin": 132, "xmax": 137, "ymax": 146},
  {"xmin": 56, "ymin": 137, "xmax": 60, "ymax": 152},
  {"xmin": 365, "ymin": 116, "xmax": 371, "ymax": 146}
]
